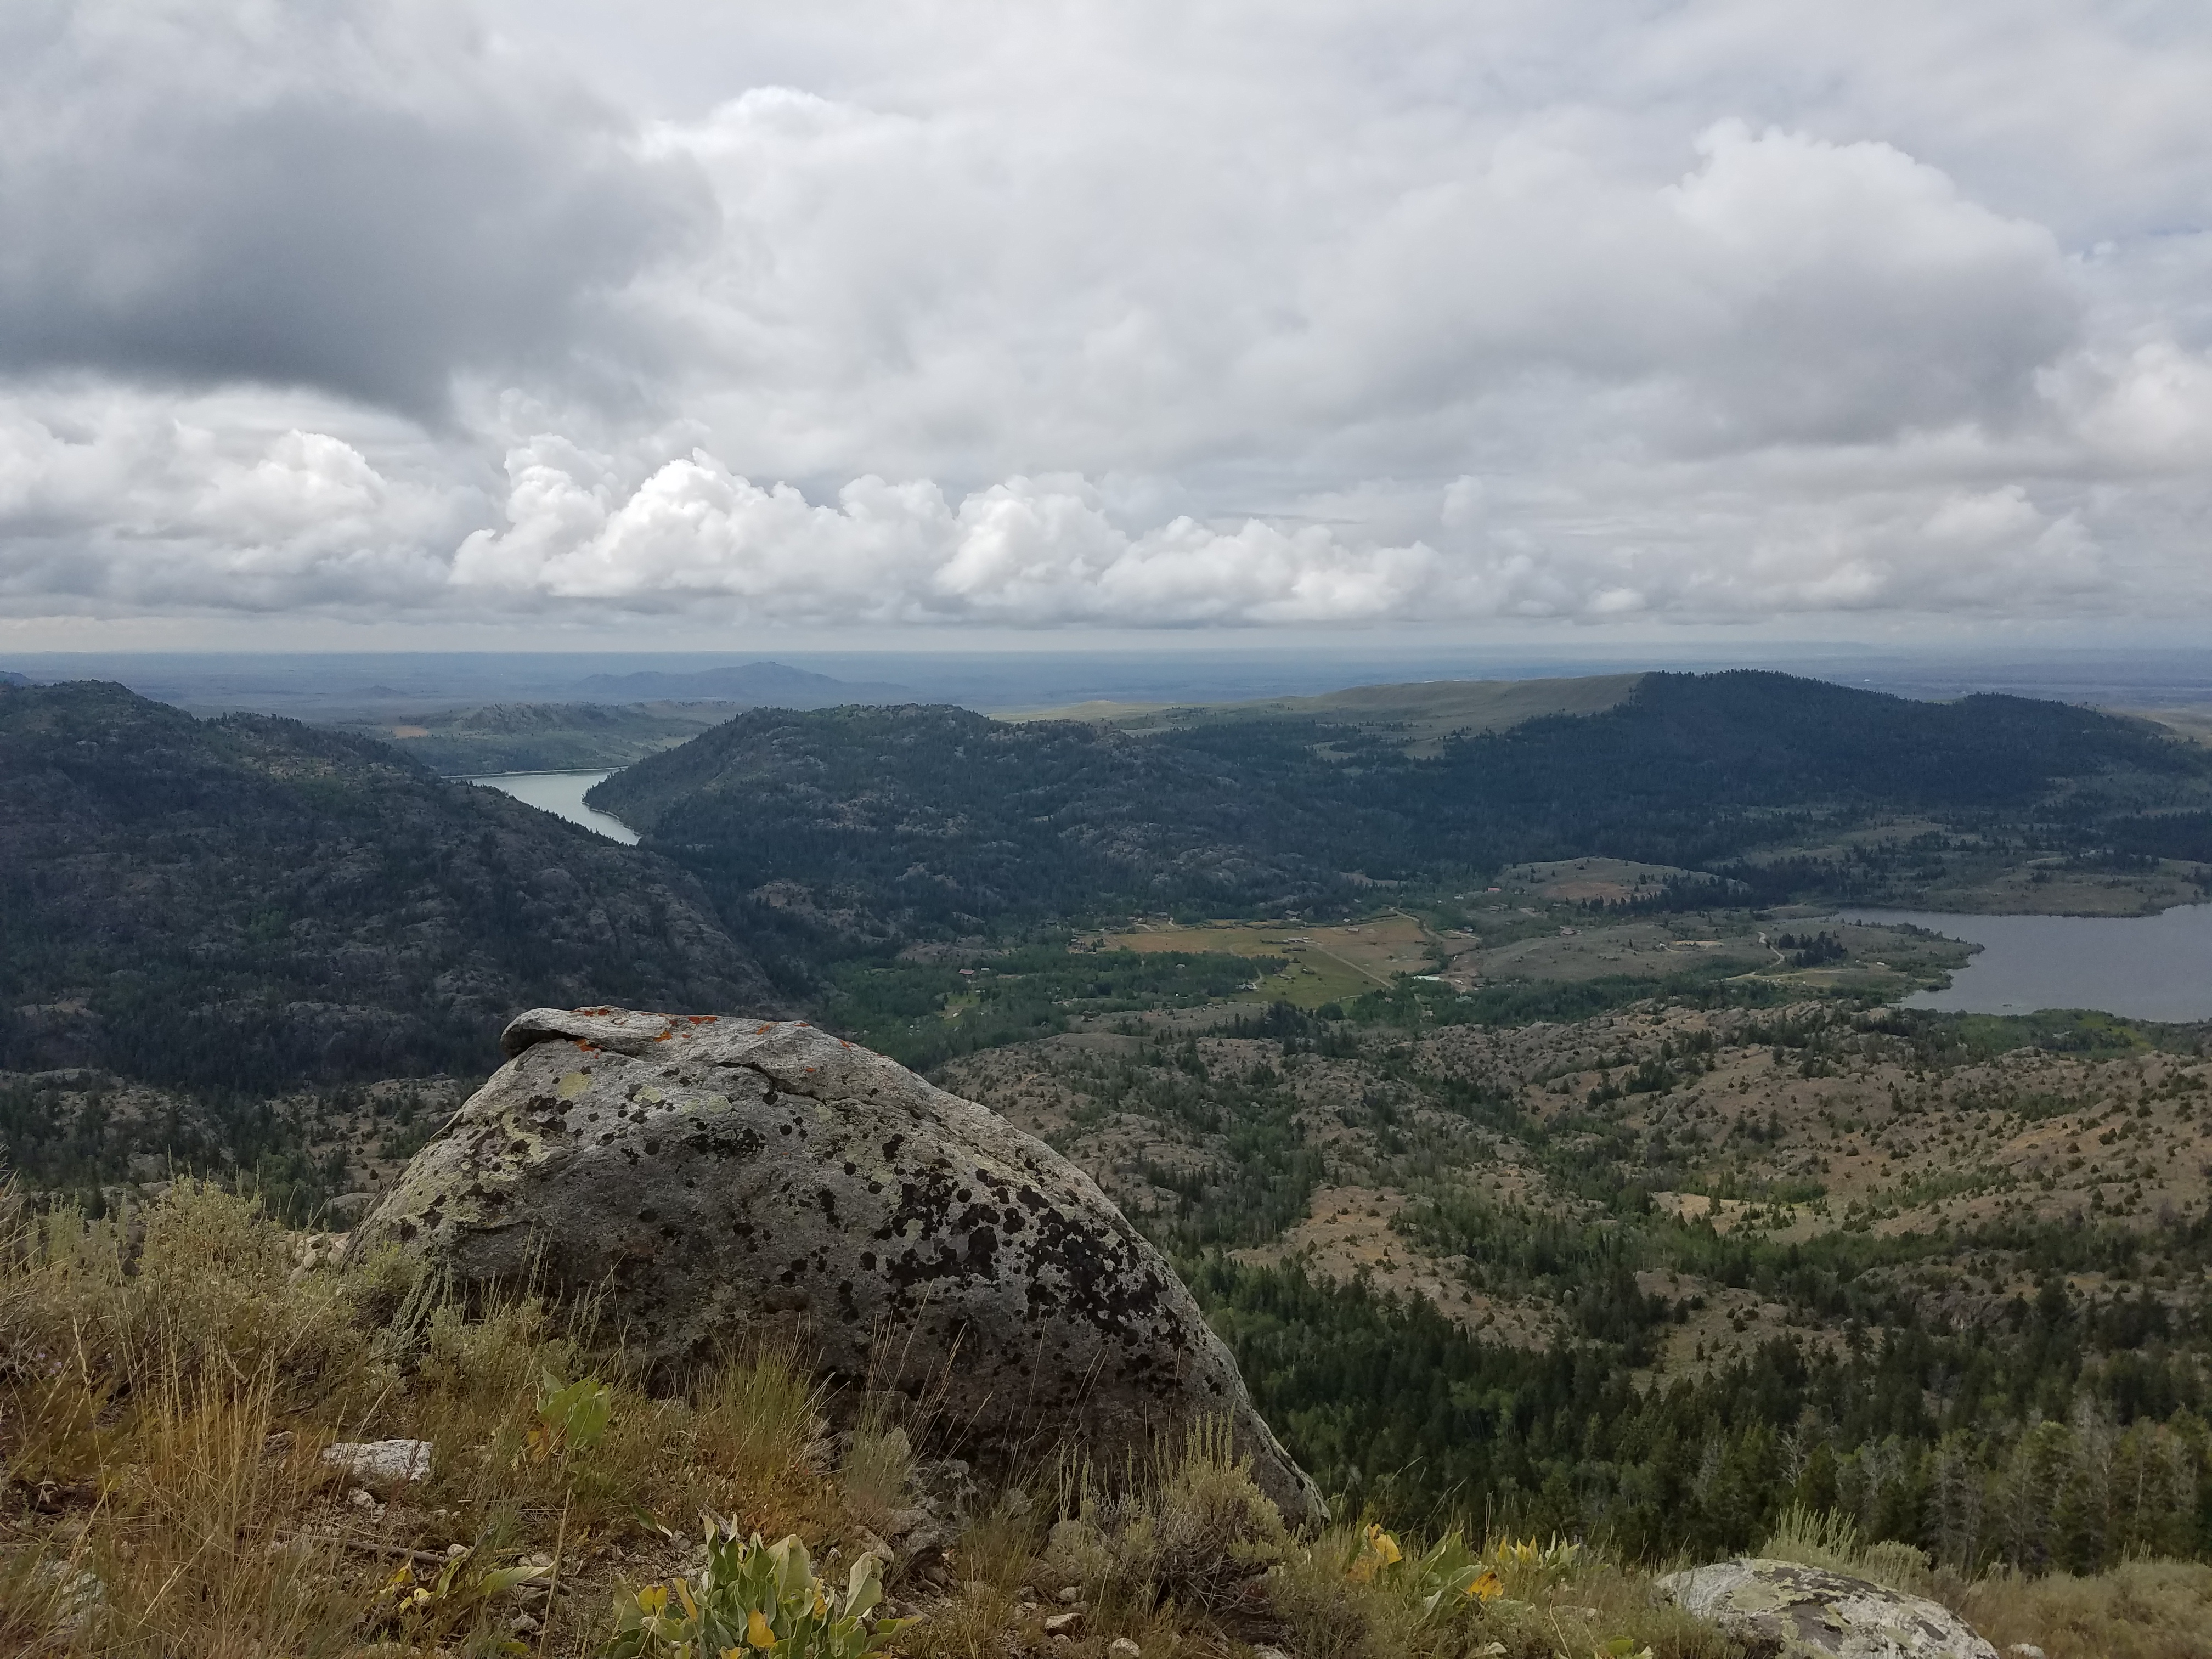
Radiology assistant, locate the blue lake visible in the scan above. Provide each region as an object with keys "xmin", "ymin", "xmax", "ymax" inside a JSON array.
[
  {"xmin": 468, "ymin": 770, "xmax": 639, "ymax": 845},
  {"xmin": 1842, "ymin": 905, "xmax": 2212, "ymax": 1023}
]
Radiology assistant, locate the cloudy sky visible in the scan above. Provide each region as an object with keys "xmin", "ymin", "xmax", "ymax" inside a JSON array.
[{"xmin": 3, "ymin": 0, "xmax": 2209, "ymax": 648}]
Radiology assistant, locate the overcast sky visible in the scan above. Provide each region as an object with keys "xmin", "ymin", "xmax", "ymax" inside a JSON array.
[{"xmin": 3, "ymin": 0, "xmax": 2209, "ymax": 650}]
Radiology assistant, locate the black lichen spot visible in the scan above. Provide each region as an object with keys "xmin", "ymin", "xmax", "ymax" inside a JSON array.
[{"xmin": 964, "ymin": 1226, "xmax": 1000, "ymax": 1277}]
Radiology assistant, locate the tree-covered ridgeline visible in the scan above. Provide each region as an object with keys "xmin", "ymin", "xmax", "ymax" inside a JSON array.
[{"xmin": 589, "ymin": 672, "xmax": 2212, "ymax": 967}]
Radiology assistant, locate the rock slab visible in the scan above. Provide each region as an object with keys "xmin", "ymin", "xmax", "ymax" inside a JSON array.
[
  {"xmin": 320, "ymin": 1439, "xmax": 433, "ymax": 1488},
  {"xmin": 1657, "ymin": 1559, "xmax": 1997, "ymax": 1659},
  {"xmin": 349, "ymin": 1007, "xmax": 1323, "ymax": 1526}
]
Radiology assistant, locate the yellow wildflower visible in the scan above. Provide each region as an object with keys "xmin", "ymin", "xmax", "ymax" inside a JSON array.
[
  {"xmin": 748, "ymin": 1607, "xmax": 777, "ymax": 1649},
  {"xmin": 1468, "ymin": 1570, "xmax": 1504, "ymax": 1602},
  {"xmin": 1367, "ymin": 1523, "xmax": 1403, "ymax": 1566},
  {"xmin": 637, "ymin": 1584, "xmax": 669, "ymax": 1615}
]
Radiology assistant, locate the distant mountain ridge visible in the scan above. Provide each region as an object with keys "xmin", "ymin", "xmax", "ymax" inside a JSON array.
[
  {"xmin": 587, "ymin": 670, "xmax": 2212, "ymax": 956},
  {"xmin": 337, "ymin": 699, "xmax": 729, "ymax": 775},
  {"xmin": 573, "ymin": 659, "xmax": 911, "ymax": 706}
]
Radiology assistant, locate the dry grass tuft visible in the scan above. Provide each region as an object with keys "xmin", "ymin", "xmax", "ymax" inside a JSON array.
[{"xmin": 1957, "ymin": 1559, "xmax": 2212, "ymax": 1659}]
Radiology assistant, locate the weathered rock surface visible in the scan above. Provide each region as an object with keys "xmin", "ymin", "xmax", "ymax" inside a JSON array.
[
  {"xmin": 320, "ymin": 1439, "xmax": 433, "ymax": 1489},
  {"xmin": 348, "ymin": 1007, "xmax": 1324, "ymax": 1526},
  {"xmin": 1656, "ymin": 1559, "xmax": 1997, "ymax": 1659}
]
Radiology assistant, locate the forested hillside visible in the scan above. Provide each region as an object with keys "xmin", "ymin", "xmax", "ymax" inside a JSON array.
[
  {"xmin": 943, "ymin": 998, "xmax": 2212, "ymax": 1565},
  {"xmin": 0, "ymin": 682, "xmax": 775, "ymax": 1094},
  {"xmin": 590, "ymin": 672, "xmax": 2212, "ymax": 968}
]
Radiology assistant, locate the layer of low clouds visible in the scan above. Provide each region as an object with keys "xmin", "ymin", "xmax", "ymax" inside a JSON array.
[{"xmin": 3, "ymin": 0, "xmax": 2211, "ymax": 635}]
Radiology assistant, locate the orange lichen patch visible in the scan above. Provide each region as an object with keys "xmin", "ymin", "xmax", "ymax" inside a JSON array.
[
  {"xmin": 654, "ymin": 1030, "xmax": 673, "ymax": 1042},
  {"xmin": 757, "ymin": 1024, "xmax": 773, "ymax": 1034}
]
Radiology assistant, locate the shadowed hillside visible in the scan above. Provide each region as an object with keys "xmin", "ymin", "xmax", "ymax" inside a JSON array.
[{"xmin": 0, "ymin": 682, "xmax": 775, "ymax": 1093}]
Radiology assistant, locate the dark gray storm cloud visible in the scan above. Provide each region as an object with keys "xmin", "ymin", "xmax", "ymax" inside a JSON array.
[{"xmin": 0, "ymin": 0, "xmax": 709, "ymax": 414}]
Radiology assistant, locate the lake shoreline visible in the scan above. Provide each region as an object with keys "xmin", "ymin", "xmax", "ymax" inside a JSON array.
[
  {"xmin": 1839, "ymin": 902, "xmax": 2212, "ymax": 1023},
  {"xmin": 467, "ymin": 769, "xmax": 639, "ymax": 846}
]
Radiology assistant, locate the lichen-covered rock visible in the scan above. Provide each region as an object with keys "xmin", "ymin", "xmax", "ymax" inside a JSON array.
[
  {"xmin": 348, "ymin": 1007, "xmax": 1323, "ymax": 1526},
  {"xmin": 320, "ymin": 1439, "xmax": 433, "ymax": 1488},
  {"xmin": 1656, "ymin": 1559, "xmax": 1997, "ymax": 1659}
]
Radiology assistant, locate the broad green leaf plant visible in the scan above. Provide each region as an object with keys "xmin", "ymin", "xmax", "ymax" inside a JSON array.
[
  {"xmin": 602, "ymin": 1522, "xmax": 905, "ymax": 1659},
  {"xmin": 1348, "ymin": 1523, "xmax": 1505, "ymax": 1623},
  {"xmin": 529, "ymin": 1370, "xmax": 613, "ymax": 1463}
]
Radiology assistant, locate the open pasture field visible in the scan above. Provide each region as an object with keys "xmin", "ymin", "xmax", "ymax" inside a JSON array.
[{"xmin": 1095, "ymin": 912, "xmax": 1436, "ymax": 1006}]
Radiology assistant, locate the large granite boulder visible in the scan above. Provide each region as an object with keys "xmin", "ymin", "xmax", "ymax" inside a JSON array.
[
  {"xmin": 348, "ymin": 1007, "xmax": 1324, "ymax": 1526},
  {"xmin": 1656, "ymin": 1559, "xmax": 1996, "ymax": 1659}
]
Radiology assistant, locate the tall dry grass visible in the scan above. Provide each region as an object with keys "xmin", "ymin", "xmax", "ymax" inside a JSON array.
[
  {"xmin": 0, "ymin": 1181, "xmax": 840, "ymax": 1656},
  {"xmin": 1760, "ymin": 1503, "xmax": 2212, "ymax": 1659}
]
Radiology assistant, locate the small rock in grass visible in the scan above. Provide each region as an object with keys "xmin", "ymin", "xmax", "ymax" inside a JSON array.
[
  {"xmin": 1254, "ymin": 1647, "xmax": 1293, "ymax": 1659},
  {"xmin": 1043, "ymin": 1611, "xmax": 1083, "ymax": 1636},
  {"xmin": 320, "ymin": 1439, "xmax": 433, "ymax": 1487},
  {"xmin": 1056, "ymin": 1585, "xmax": 1081, "ymax": 1604},
  {"xmin": 347, "ymin": 1487, "xmax": 379, "ymax": 1510},
  {"xmin": 2006, "ymin": 1649, "xmax": 2045, "ymax": 1659},
  {"xmin": 1108, "ymin": 1639, "xmax": 1141, "ymax": 1659},
  {"xmin": 33, "ymin": 1563, "xmax": 106, "ymax": 1634}
]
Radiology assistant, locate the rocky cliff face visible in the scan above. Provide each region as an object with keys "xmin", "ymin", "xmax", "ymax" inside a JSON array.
[{"xmin": 348, "ymin": 1006, "xmax": 1326, "ymax": 1527}]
